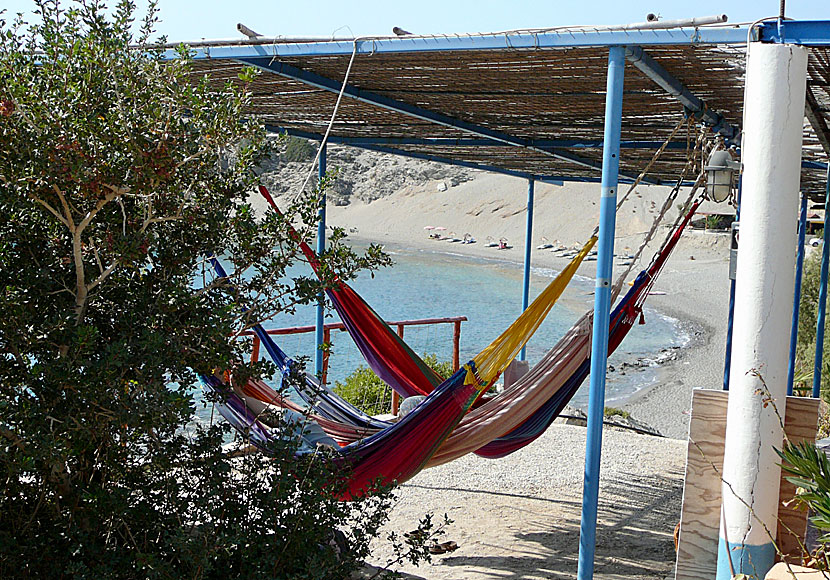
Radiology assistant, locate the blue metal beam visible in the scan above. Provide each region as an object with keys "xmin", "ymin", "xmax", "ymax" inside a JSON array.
[
  {"xmin": 163, "ymin": 26, "xmax": 752, "ymax": 61},
  {"xmin": 814, "ymin": 165, "xmax": 830, "ymax": 399},
  {"xmin": 625, "ymin": 46, "xmax": 738, "ymax": 140},
  {"xmin": 803, "ymin": 160, "xmax": 830, "ymax": 171},
  {"xmin": 788, "ymin": 194, "xmax": 809, "ymax": 395},
  {"xmin": 270, "ymin": 126, "xmax": 703, "ymax": 186},
  {"xmin": 269, "ymin": 126, "xmax": 702, "ymax": 186},
  {"xmin": 723, "ymin": 177, "xmax": 742, "ymax": 391},
  {"xmin": 520, "ymin": 179, "xmax": 535, "ymax": 362},
  {"xmin": 267, "ymin": 127, "xmax": 688, "ymax": 150},
  {"xmin": 240, "ymin": 57, "xmax": 659, "ymax": 185},
  {"xmin": 278, "ymin": 128, "xmax": 826, "ymax": 171},
  {"xmin": 578, "ymin": 45, "xmax": 625, "ymax": 580},
  {"xmin": 759, "ymin": 20, "xmax": 830, "ymax": 45}
]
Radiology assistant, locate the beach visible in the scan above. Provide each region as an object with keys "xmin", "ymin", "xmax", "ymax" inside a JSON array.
[
  {"xmin": 323, "ymin": 173, "xmax": 733, "ymax": 439},
  {"xmin": 256, "ymin": 171, "xmax": 733, "ymax": 578}
]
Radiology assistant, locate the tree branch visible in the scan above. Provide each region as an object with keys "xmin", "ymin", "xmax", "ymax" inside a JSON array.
[
  {"xmin": 52, "ymin": 184, "xmax": 75, "ymax": 231},
  {"xmin": 86, "ymin": 260, "xmax": 120, "ymax": 293},
  {"xmin": 27, "ymin": 192, "xmax": 69, "ymax": 228},
  {"xmin": 76, "ymin": 184, "xmax": 129, "ymax": 234}
]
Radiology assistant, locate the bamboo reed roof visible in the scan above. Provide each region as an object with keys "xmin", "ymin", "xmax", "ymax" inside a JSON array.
[{"xmin": 183, "ymin": 33, "xmax": 830, "ymax": 195}]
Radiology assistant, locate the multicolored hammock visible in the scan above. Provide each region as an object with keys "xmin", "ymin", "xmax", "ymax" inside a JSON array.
[
  {"xmin": 246, "ymin": 199, "xmax": 699, "ymax": 465},
  {"xmin": 258, "ymin": 185, "xmax": 443, "ymax": 398},
  {"xmin": 207, "ymin": 237, "xmax": 592, "ymax": 497}
]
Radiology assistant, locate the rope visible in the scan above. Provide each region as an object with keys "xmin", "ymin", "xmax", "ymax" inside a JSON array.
[
  {"xmin": 294, "ymin": 41, "xmax": 359, "ymax": 199},
  {"xmin": 591, "ymin": 116, "xmax": 687, "ymax": 239},
  {"xmin": 611, "ymin": 124, "xmax": 709, "ymax": 301},
  {"xmin": 614, "ymin": 117, "xmax": 687, "ymax": 212}
]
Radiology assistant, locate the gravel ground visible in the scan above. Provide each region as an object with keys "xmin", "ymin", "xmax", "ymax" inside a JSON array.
[{"xmin": 368, "ymin": 424, "xmax": 686, "ymax": 579}]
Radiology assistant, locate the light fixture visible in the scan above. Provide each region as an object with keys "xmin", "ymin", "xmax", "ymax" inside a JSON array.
[{"xmin": 705, "ymin": 149, "xmax": 741, "ymax": 203}]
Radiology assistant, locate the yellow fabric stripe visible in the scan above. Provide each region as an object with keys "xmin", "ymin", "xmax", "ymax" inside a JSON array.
[{"xmin": 470, "ymin": 236, "xmax": 597, "ymax": 386}]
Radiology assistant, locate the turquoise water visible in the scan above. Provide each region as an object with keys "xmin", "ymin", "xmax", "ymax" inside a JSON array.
[{"xmin": 259, "ymin": 243, "xmax": 687, "ymax": 410}]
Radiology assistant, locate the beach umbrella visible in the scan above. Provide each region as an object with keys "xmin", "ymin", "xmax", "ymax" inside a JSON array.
[
  {"xmin": 423, "ymin": 226, "xmax": 435, "ymax": 230},
  {"xmin": 434, "ymin": 226, "xmax": 447, "ymax": 231}
]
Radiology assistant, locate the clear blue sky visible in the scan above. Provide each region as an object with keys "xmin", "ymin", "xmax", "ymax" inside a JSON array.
[{"xmin": 2, "ymin": 0, "xmax": 830, "ymax": 42}]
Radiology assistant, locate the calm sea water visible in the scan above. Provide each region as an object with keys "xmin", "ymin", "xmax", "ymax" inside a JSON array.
[{"xmin": 253, "ymin": 243, "xmax": 687, "ymax": 411}]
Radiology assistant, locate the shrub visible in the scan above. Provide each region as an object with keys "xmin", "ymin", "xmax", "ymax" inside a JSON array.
[
  {"xmin": 0, "ymin": 2, "xmax": 405, "ymax": 577},
  {"xmin": 334, "ymin": 365, "xmax": 394, "ymax": 416},
  {"xmin": 334, "ymin": 353, "xmax": 453, "ymax": 415},
  {"xmin": 283, "ymin": 136, "xmax": 316, "ymax": 163},
  {"xmin": 604, "ymin": 407, "xmax": 631, "ymax": 420}
]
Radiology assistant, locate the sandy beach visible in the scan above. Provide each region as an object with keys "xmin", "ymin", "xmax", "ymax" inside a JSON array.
[{"xmin": 258, "ymin": 170, "xmax": 734, "ymax": 578}]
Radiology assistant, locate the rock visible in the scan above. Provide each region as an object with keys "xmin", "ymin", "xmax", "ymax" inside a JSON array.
[
  {"xmin": 258, "ymin": 142, "xmax": 476, "ymax": 206},
  {"xmin": 604, "ymin": 413, "xmax": 663, "ymax": 437},
  {"xmin": 555, "ymin": 405, "xmax": 587, "ymax": 426}
]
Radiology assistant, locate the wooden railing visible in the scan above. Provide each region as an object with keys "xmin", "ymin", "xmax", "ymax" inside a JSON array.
[{"xmin": 239, "ymin": 316, "xmax": 466, "ymax": 410}]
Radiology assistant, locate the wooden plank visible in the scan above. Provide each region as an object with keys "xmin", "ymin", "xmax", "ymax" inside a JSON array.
[
  {"xmin": 675, "ymin": 389, "xmax": 728, "ymax": 580},
  {"xmin": 777, "ymin": 397, "xmax": 820, "ymax": 560},
  {"xmin": 675, "ymin": 390, "xmax": 819, "ymax": 580}
]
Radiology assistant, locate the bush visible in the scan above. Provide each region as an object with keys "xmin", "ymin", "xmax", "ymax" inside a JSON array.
[
  {"xmin": 334, "ymin": 365, "xmax": 394, "ymax": 416},
  {"xmin": 334, "ymin": 353, "xmax": 453, "ymax": 415},
  {"xmin": 283, "ymin": 136, "xmax": 316, "ymax": 163},
  {"xmin": 604, "ymin": 407, "xmax": 631, "ymax": 420},
  {"xmin": 0, "ymin": 2, "xmax": 403, "ymax": 577}
]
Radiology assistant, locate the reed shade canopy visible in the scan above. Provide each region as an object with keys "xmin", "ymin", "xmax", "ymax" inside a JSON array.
[{"xmin": 167, "ymin": 25, "xmax": 830, "ymax": 198}]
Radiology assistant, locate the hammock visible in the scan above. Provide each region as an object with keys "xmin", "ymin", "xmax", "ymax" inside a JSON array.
[
  {"xmin": 244, "ymin": 199, "xmax": 699, "ymax": 465},
  {"xmin": 244, "ymin": 225, "xmax": 594, "ymax": 431},
  {"xmin": 206, "ymin": 239, "xmax": 592, "ymax": 497},
  {"xmin": 199, "ymin": 365, "xmax": 484, "ymax": 500},
  {"xmin": 258, "ymin": 185, "xmax": 443, "ymax": 398}
]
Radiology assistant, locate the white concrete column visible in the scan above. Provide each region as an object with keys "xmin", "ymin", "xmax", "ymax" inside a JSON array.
[{"xmin": 716, "ymin": 42, "xmax": 808, "ymax": 580}]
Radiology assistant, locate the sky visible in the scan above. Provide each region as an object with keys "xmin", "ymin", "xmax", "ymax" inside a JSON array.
[{"xmin": 2, "ymin": 0, "xmax": 830, "ymax": 42}]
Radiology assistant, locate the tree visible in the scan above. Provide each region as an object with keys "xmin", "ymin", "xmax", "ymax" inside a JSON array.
[
  {"xmin": 0, "ymin": 1, "xmax": 404, "ymax": 577},
  {"xmin": 796, "ymin": 249, "xmax": 830, "ymax": 399}
]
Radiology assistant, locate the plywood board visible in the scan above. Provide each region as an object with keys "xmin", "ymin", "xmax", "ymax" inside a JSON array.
[
  {"xmin": 674, "ymin": 390, "xmax": 819, "ymax": 580},
  {"xmin": 777, "ymin": 396, "xmax": 821, "ymax": 559},
  {"xmin": 675, "ymin": 390, "xmax": 728, "ymax": 580}
]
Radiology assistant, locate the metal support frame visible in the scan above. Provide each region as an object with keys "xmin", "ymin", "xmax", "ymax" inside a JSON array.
[
  {"xmin": 814, "ymin": 165, "xmax": 830, "ymax": 398},
  {"xmin": 164, "ymin": 26, "xmax": 751, "ymax": 62},
  {"xmin": 315, "ymin": 144, "xmax": 327, "ymax": 378},
  {"xmin": 239, "ymin": 57, "xmax": 657, "ymax": 185},
  {"xmin": 625, "ymin": 46, "xmax": 738, "ymax": 139},
  {"xmin": 788, "ymin": 194, "xmax": 809, "ymax": 395},
  {"xmin": 759, "ymin": 20, "xmax": 830, "ymax": 45},
  {"xmin": 577, "ymin": 45, "xmax": 624, "ymax": 580},
  {"xmin": 271, "ymin": 127, "xmax": 688, "ymax": 151},
  {"xmin": 723, "ymin": 177, "xmax": 742, "ymax": 391},
  {"xmin": 519, "ymin": 179, "xmax": 535, "ymax": 362}
]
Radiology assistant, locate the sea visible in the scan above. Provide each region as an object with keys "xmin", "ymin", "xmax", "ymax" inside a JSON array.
[{"xmin": 246, "ymin": 242, "xmax": 688, "ymax": 413}]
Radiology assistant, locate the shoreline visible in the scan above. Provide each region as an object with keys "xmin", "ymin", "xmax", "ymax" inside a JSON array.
[
  {"xmin": 251, "ymin": 171, "xmax": 736, "ymax": 577},
  {"xmin": 340, "ymin": 226, "xmax": 729, "ymax": 440}
]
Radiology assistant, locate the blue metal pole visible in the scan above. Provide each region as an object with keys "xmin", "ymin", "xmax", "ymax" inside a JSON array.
[
  {"xmin": 788, "ymin": 194, "xmax": 809, "ymax": 395},
  {"xmin": 814, "ymin": 165, "xmax": 830, "ymax": 399},
  {"xmin": 577, "ymin": 45, "xmax": 624, "ymax": 580},
  {"xmin": 315, "ymin": 144, "xmax": 327, "ymax": 378},
  {"xmin": 722, "ymin": 177, "xmax": 742, "ymax": 391},
  {"xmin": 519, "ymin": 179, "xmax": 535, "ymax": 362}
]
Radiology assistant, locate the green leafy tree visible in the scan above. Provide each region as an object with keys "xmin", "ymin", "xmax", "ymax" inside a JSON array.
[
  {"xmin": 0, "ymin": 2, "xmax": 410, "ymax": 578},
  {"xmin": 796, "ymin": 250, "xmax": 830, "ymax": 399}
]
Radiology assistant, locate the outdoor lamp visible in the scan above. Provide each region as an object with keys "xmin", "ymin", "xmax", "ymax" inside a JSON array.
[{"xmin": 705, "ymin": 149, "xmax": 741, "ymax": 203}]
